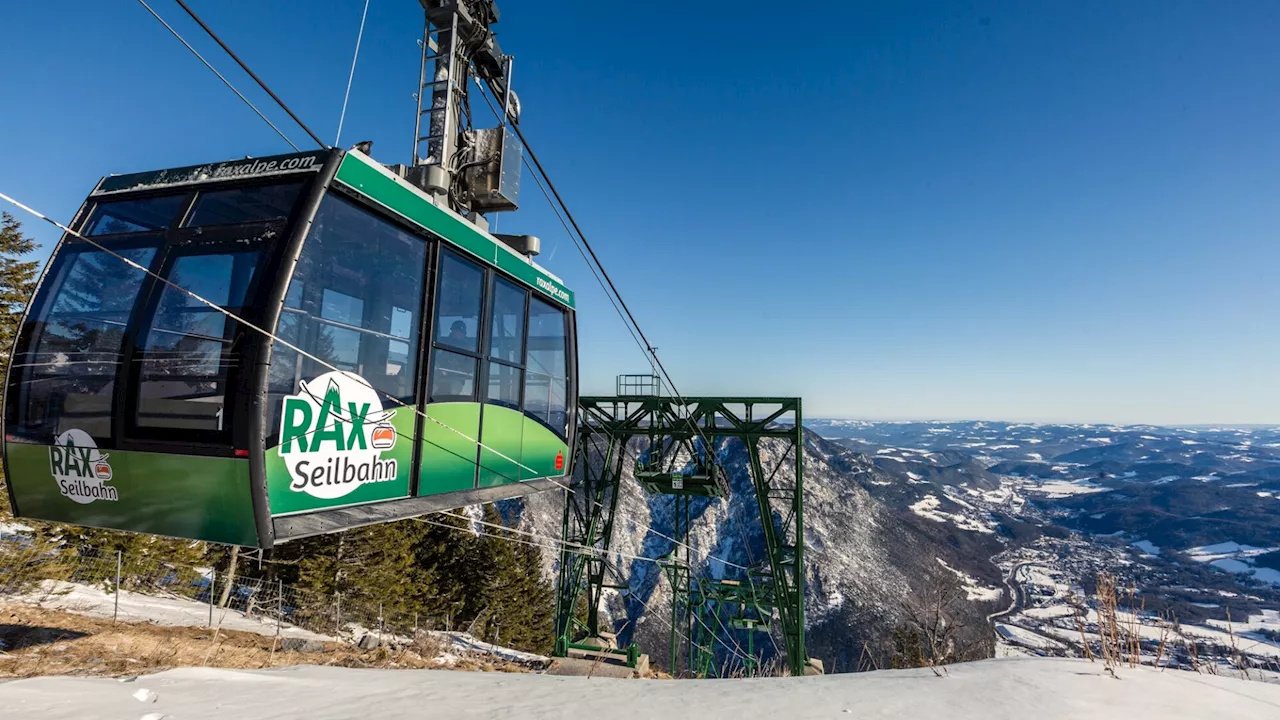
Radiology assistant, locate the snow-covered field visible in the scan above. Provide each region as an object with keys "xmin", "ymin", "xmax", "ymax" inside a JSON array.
[
  {"xmin": 994, "ymin": 623, "xmax": 1065, "ymax": 651},
  {"xmin": 908, "ymin": 494, "xmax": 997, "ymax": 534},
  {"xmin": 13, "ymin": 581, "xmax": 330, "ymax": 640},
  {"xmin": 936, "ymin": 558, "xmax": 1003, "ymax": 602},
  {"xmin": 1185, "ymin": 542, "xmax": 1280, "ymax": 587},
  {"xmin": 1018, "ymin": 479, "xmax": 1111, "ymax": 498},
  {"xmin": 1010, "ymin": 603, "xmax": 1280, "ymax": 660},
  {"xmin": 3, "ymin": 657, "xmax": 1279, "ymax": 719},
  {"xmin": 7, "ymin": 580, "xmax": 546, "ymax": 664}
]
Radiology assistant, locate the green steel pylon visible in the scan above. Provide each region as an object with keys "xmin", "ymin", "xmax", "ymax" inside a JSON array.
[{"xmin": 553, "ymin": 395, "xmax": 810, "ymax": 677}]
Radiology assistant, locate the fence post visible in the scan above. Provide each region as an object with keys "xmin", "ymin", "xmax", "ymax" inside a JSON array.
[
  {"xmin": 114, "ymin": 550, "xmax": 121, "ymax": 622},
  {"xmin": 336, "ymin": 594, "xmax": 341, "ymax": 635},
  {"xmin": 276, "ymin": 579, "xmax": 283, "ymax": 637},
  {"xmin": 209, "ymin": 568, "xmax": 215, "ymax": 627},
  {"xmin": 378, "ymin": 602, "xmax": 384, "ymax": 645}
]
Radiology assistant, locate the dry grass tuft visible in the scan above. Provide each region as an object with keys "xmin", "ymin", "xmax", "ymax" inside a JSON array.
[{"xmin": 0, "ymin": 603, "xmax": 538, "ymax": 679}]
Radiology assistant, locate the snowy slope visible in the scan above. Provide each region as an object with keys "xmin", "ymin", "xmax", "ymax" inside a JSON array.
[
  {"xmin": 4, "ymin": 657, "xmax": 1279, "ymax": 719},
  {"xmin": 13, "ymin": 581, "xmax": 330, "ymax": 640}
]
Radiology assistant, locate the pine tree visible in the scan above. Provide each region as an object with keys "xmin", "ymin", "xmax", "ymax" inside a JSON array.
[
  {"xmin": 0, "ymin": 212, "xmax": 39, "ymax": 360},
  {"xmin": 466, "ymin": 505, "xmax": 556, "ymax": 653},
  {"xmin": 0, "ymin": 212, "xmax": 39, "ymax": 516}
]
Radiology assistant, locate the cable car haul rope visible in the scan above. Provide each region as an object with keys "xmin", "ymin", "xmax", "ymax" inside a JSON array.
[{"xmin": 0, "ymin": 0, "xmax": 814, "ymax": 678}]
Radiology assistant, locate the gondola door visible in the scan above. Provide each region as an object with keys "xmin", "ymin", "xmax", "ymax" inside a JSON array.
[{"xmin": 119, "ymin": 222, "xmax": 276, "ymax": 453}]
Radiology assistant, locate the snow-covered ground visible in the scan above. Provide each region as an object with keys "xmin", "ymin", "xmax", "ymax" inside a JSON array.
[
  {"xmin": 3, "ymin": 657, "xmax": 1279, "ymax": 719},
  {"xmin": 908, "ymin": 494, "xmax": 996, "ymax": 534},
  {"xmin": 936, "ymin": 558, "xmax": 1003, "ymax": 602},
  {"xmin": 1185, "ymin": 542, "xmax": 1280, "ymax": 587},
  {"xmin": 12, "ymin": 580, "xmax": 330, "ymax": 640},
  {"xmin": 994, "ymin": 623, "xmax": 1065, "ymax": 651},
  {"xmin": 1018, "ymin": 478, "xmax": 1111, "ymax": 498},
  {"xmin": 7, "ymin": 580, "xmax": 546, "ymax": 664}
]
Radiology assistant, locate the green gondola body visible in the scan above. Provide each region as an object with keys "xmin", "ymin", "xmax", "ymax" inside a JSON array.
[{"xmin": 3, "ymin": 149, "xmax": 576, "ymax": 548}]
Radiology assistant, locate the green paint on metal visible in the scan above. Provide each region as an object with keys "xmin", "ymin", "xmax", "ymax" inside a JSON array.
[
  {"xmin": 419, "ymin": 402, "xmax": 481, "ymax": 495},
  {"xmin": 553, "ymin": 430, "xmax": 626, "ymax": 659},
  {"xmin": 6, "ymin": 442, "xmax": 257, "ymax": 546},
  {"xmin": 265, "ymin": 370, "xmax": 416, "ymax": 516},
  {"xmin": 420, "ymin": 402, "xmax": 568, "ymax": 493},
  {"xmin": 519, "ymin": 416, "xmax": 568, "ymax": 481},
  {"xmin": 478, "ymin": 404, "xmax": 524, "ymax": 487},
  {"xmin": 334, "ymin": 153, "xmax": 575, "ymax": 309},
  {"xmin": 557, "ymin": 396, "xmax": 810, "ymax": 677}
]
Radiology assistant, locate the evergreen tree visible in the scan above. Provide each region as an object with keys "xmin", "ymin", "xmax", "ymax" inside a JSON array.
[
  {"xmin": 0, "ymin": 212, "xmax": 39, "ymax": 516},
  {"xmin": 467, "ymin": 505, "xmax": 556, "ymax": 653},
  {"xmin": 273, "ymin": 516, "xmax": 478, "ymax": 630},
  {"xmin": 0, "ymin": 212, "xmax": 39, "ymax": 362}
]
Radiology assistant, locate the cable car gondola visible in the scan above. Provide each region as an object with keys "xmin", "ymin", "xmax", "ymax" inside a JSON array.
[{"xmin": 2, "ymin": 147, "xmax": 577, "ymax": 548}]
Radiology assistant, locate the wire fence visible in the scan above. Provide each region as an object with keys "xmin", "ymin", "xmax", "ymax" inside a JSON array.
[{"xmin": 0, "ymin": 538, "xmax": 431, "ymax": 646}]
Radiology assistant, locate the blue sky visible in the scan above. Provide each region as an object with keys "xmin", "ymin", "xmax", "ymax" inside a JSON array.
[{"xmin": 2, "ymin": 1, "xmax": 1278, "ymax": 424}]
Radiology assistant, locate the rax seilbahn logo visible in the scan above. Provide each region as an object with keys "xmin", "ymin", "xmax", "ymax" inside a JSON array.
[
  {"xmin": 49, "ymin": 429, "xmax": 117, "ymax": 504},
  {"xmin": 278, "ymin": 371, "xmax": 399, "ymax": 500}
]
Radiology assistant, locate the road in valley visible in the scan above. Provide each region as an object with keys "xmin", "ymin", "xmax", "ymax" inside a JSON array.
[{"xmin": 987, "ymin": 561, "xmax": 1030, "ymax": 630}]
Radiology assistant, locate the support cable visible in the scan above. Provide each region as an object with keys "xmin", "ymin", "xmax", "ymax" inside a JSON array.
[
  {"xmin": 134, "ymin": 0, "xmax": 300, "ymax": 151},
  {"xmin": 474, "ymin": 85, "xmax": 727, "ymax": 497},
  {"xmin": 334, "ymin": 0, "xmax": 372, "ymax": 147},
  {"xmin": 0, "ymin": 190, "xmax": 747, "ymax": 583},
  {"xmin": 471, "ymin": 87, "xmax": 755, "ymax": 577},
  {"xmin": 0, "ymin": 191, "xmax": 541, "ymax": 482},
  {"xmin": 170, "ymin": 0, "xmax": 328, "ymax": 149}
]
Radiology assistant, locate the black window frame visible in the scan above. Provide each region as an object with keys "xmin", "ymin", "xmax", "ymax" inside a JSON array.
[
  {"xmin": 6, "ymin": 175, "xmax": 319, "ymax": 455},
  {"xmin": 428, "ymin": 248, "xmax": 489, "ymax": 404},
  {"xmin": 7, "ymin": 235, "xmax": 169, "ymax": 445},
  {"xmin": 262, "ymin": 191, "xmax": 432, "ymax": 421},
  {"xmin": 482, "ymin": 275, "xmax": 529, "ymax": 411},
  {"xmin": 121, "ymin": 224, "xmax": 277, "ymax": 445},
  {"xmin": 424, "ymin": 246, "xmax": 573, "ymax": 441}
]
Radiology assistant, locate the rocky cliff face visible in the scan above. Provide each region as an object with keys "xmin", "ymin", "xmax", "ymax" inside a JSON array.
[{"xmin": 506, "ymin": 431, "xmax": 1003, "ymax": 671}]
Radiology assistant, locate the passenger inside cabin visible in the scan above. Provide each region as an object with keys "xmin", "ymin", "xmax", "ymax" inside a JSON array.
[{"xmin": 448, "ymin": 320, "xmax": 467, "ymax": 344}]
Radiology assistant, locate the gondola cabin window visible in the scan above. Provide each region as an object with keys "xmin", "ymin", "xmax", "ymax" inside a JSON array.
[
  {"xmin": 12, "ymin": 245, "xmax": 159, "ymax": 441},
  {"xmin": 266, "ymin": 194, "xmax": 427, "ymax": 439},
  {"xmin": 525, "ymin": 298, "xmax": 569, "ymax": 438}
]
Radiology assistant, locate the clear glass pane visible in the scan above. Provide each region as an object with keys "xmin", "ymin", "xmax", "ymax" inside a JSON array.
[
  {"xmin": 434, "ymin": 252, "xmax": 483, "ymax": 352},
  {"xmin": 523, "ymin": 372, "xmax": 551, "ymax": 425},
  {"xmin": 265, "ymin": 194, "xmax": 427, "ymax": 440},
  {"xmin": 390, "ymin": 306, "xmax": 413, "ymax": 339},
  {"xmin": 268, "ymin": 311, "xmax": 303, "ymax": 395},
  {"xmin": 387, "ymin": 339, "xmax": 410, "ymax": 376},
  {"xmin": 14, "ymin": 246, "xmax": 157, "ymax": 440},
  {"xmin": 431, "ymin": 348, "xmax": 478, "ymax": 401},
  {"xmin": 489, "ymin": 277, "xmax": 525, "ymax": 363},
  {"xmin": 487, "ymin": 362, "xmax": 522, "ymax": 409},
  {"xmin": 549, "ymin": 377, "xmax": 568, "ymax": 437},
  {"xmin": 321, "ymin": 288, "xmax": 364, "ymax": 325},
  {"xmin": 49, "ymin": 248, "xmax": 158, "ymax": 316},
  {"xmin": 324, "ymin": 325, "xmax": 362, "ymax": 370},
  {"xmin": 84, "ymin": 195, "xmax": 187, "ymax": 236},
  {"xmin": 526, "ymin": 298, "xmax": 566, "ymax": 379},
  {"xmin": 283, "ymin": 278, "xmax": 303, "ymax": 308},
  {"xmin": 136, "ymin": 249, "xmax": 260, "ymax": 429},
  {"xmin": 158, "ymin": 252, "xmax": 257, "ymax": 310},
  {"xmin": 186, "ymin": 182, "xmax": 303, "ymax": 227}
]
